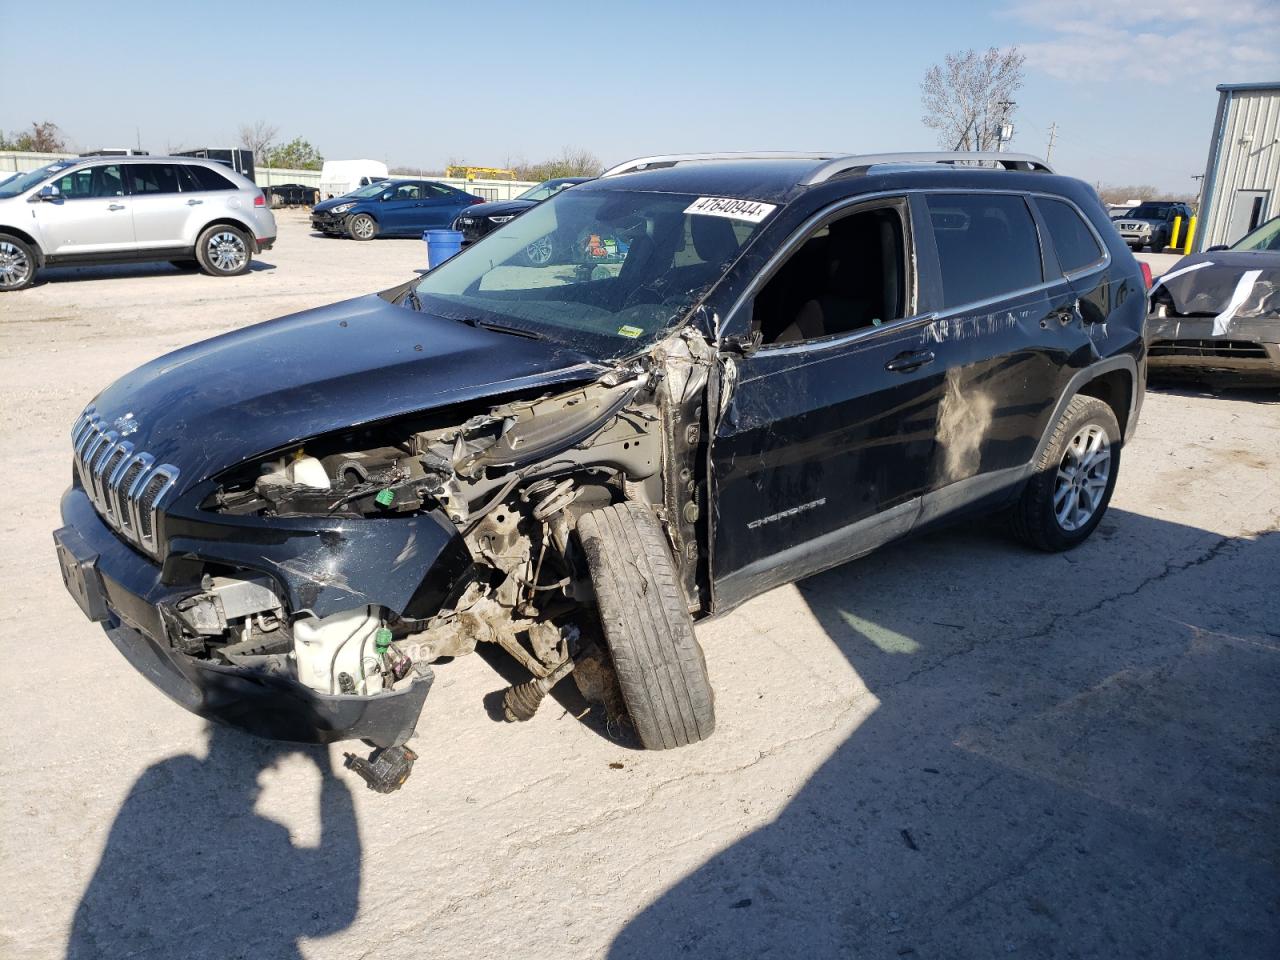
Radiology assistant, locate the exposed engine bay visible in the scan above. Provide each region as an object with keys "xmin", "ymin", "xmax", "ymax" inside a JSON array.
[{"xmin": 155, "ymin": 332, "xmax": 716, "ymax": 786}]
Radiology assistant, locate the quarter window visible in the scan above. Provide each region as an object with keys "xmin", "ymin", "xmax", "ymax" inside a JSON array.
[
  {"xmin": 926, "ymin": 193, "xmax": 1043, "ymax": 308},
  {"xmin": 124, "ymin": 164, "xmax": 182, "ymax": 195},
  {"xmin": 1038, "ymin": 197, "xmax": 1104, "ymax": 273},
  {"xmin": 179, "ymin": 164, "xmax": 236, "ymax": 192}
]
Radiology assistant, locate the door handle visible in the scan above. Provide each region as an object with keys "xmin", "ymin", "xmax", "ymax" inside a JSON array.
[
  {"xmin": 885, "ymin": 349, "xmax": 935, "ymax": 372},
  {"xmin": 186, "ymin": 198, "xmax": 203, "ymax": 206},
  {"xmin": 107, "ymin": 203, "xmax": 125, "ymax": 211}
]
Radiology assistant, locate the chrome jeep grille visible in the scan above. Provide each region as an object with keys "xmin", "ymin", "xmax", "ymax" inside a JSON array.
[{"xmin": 71, "ymin": 407, "xmax": 179, "ymax": 556}]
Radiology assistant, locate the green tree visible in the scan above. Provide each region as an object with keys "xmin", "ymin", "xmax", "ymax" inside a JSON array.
[{"xmin": 264, "ymin": 137, "xmax": 324, "ymax": 170}]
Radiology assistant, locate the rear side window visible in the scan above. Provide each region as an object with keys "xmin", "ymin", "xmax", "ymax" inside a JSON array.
[
  {"xmin": 179, "ymin": 164, "xmax": 236, "ymax": 192},
  {"xmin": 926, "ymin": 193, "xmax": 1043, "ymax": 308},
  {"xmin": 425, "ymin": 183, "xmax": 454, "ymax": 198},
  {"xmin": 125, "ymin": 164, "xmax": 181, "ymax": 195},
  {"xmin": 1038, "ymin": 197, "xmax": 1104, "ymax": 273}
]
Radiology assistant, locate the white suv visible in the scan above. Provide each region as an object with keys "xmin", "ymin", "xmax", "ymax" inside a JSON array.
[{"xmin": 0, "ymin": 156, "xmax": 277, "ymax": 291}]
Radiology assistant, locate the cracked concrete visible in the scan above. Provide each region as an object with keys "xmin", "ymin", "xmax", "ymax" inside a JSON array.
[{"xmin": 1, "ymin": 217, "xmax": 1278, "ymax": 959}]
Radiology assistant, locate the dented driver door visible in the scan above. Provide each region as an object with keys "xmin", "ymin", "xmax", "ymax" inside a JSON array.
[{"xmin": 709, "ymin": 319, "xmax": 944, "ymax": 613}]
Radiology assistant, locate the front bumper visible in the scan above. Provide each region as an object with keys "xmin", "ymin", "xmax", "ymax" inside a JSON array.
[
  {"xmin": 1147, "ymin": 315, "xmax": 1280, "ymax": 382},
  {"xmin": 453, "ymin": 216, "xmax": 491, "ymax": 245},
  {"xmin": 54, "ymin": 486, "xmax": 464, "ymax": 747},
  {"xmin": 311, "ymin": 211, "xmax": 349, "ymax": 233}
]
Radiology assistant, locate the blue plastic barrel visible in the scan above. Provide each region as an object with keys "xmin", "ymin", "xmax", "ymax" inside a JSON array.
[{"xmin": 423, "ymin": 229, "xmax": 464, "ymax": 269}]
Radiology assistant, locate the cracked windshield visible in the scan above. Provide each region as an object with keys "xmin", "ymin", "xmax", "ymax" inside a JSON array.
[{"xmin": 413, "ymin": 188, "xmax": 763, "ymax": 355}]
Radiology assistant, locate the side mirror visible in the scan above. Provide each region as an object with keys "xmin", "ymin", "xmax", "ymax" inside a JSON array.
[
  {"xmin": 36, "ymin": 184, "xmax": 61, "ymax": 202},
  {"xmin": 721, "ymin": 329, "xmax": 762, "ymax": 357},
  {"xmin": 1206, "ymin": 244, "xmax": 1228, "ymax": 252}
]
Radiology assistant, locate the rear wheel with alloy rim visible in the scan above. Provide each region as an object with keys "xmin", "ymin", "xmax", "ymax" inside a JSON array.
[
  {"xmin": 1009, "ymin": 395, "xmax": 1121, "ymax": 551},
  {"xmin": 195, "ymin": 225, "xmax": 252, "ymax": 277},
  {"xmin": 0, "ymin": 236, "xmax": 36, "ymax": 291},
  {"xmin": 348, "ymin": 213, "xmax": 378, "ymax": 241}
]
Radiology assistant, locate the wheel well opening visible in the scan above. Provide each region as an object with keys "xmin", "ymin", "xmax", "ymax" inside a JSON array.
[
  {"xmin": 199, "ymin": 218, "xmax": 257, "ymax": 250},
  {"xmin": 1076, "ymin": 369, "xmax": 1132, "ymax": 436},
  {"xmin": 0, "ymin": 227, "xmax": 43, "ymax": 264}
]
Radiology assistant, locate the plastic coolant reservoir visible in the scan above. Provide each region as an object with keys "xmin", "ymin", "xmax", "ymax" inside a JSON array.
[
  {"xmin": 293, "ymin": 607, "xmax": 384, "ymax": 695},
  {"xmin": 287, "ymin": 455, "xmax": 330, "ymax": 489}
]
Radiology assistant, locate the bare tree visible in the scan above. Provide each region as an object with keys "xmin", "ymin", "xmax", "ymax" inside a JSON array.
[
  {"xmin": 513, "ymin": 147, "xmax": 604, "ymax": 182},
  {"xmin": 0, "ymin": 121, "xmax": 67, "ymax": 153},
  {"xmin": 921, "ymin": 48, "xmax": 1025, "ymax": 151},
  {"xmin": 236, "ymin": 120, "xmax": 279, "ymax": 163},
  {"xmin": 1096, "ymin": 184, "xmax": 1192, "ymax": 205}
]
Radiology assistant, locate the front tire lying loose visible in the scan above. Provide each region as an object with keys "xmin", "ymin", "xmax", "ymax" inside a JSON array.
[{"xmin": 577, "ymin": 502, "xmax": 715, "ymax": 750}]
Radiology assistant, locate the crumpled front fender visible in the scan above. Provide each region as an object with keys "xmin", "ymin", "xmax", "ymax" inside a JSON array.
[{"xmin": 162, "ymin": 500, "xmax": 474, "ymax": 620}]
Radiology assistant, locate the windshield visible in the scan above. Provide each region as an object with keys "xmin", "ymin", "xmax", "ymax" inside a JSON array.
[
  {"xmin": 1231, "ymin": 216, "xmax": 1280, "ymax": 252},
  {"xmin": 343, "ymin": 181, "xmax": 392, "ymax": 199},
  {"xmin": 515, "ymin": 179, "xmax": 580, "ymax": 203},
  {"xmin": 412, "ymin": 188, "xmax": 769, "ymax": 358},
  {"xmin": 0, "ymin": 160, "xmax": 76, "ymax": 199},
  {"xmin": 1127, "ymin": 203, "xmax": 1173, "ymax": 220}
]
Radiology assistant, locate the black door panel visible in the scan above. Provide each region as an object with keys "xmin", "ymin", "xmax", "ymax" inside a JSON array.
[{"xmin": 711, "ymin": 322, "xmax": 942, "ymax": 603}]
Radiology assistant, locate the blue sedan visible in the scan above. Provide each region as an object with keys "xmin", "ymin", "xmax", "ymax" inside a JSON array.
[{"xmin": 310, "ymin": 179, "xmax": 484, "ymax": 240}]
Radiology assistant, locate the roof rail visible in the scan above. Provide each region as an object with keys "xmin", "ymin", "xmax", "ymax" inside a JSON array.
[
  {"xmin": 600, "ymin": 151, "xmax": 844, "ymax": 178},
  {"xmin": 805, "ymin": 152, "xmax": 1054, "ymax": 183},
  {"xmin": 600, "ymin": 150, "xmax": 1055, "ymax": 182}
]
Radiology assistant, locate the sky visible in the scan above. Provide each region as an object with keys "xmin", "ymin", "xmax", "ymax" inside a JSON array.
[{"xmin": 1, "ymin": 0, "xmax": 1276, "ymax": 194}]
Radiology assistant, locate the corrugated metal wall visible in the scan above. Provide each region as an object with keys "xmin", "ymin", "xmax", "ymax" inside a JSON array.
[{"xmin": 1201, "ymin": 88, "xmax": 1280, "ymax": 249}]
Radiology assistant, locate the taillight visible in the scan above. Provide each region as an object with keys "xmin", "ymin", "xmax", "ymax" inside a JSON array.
[
  {"xmin": 469, "ymin": 197, "xmax": 484, "ymax": 205},
  {"xmin": 1140, "ymin": 262, "xmax": 1153, "ymax": 289},
  {"xmin": 254, "ymin": 193, "xmax": 266, "ymax": 207}
]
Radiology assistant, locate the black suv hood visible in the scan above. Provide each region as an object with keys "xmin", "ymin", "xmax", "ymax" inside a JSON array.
[
  {"xmin": 461, "ymin": 198, "xmax": 536, "ymax": 219},
  {"xmin": 89, "ymin": 294, "xmax": 602, "ymax": 487}
]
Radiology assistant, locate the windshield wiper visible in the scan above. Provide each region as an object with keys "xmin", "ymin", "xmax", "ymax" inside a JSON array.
[{"xmin": 458, "ymin": 316, "xmax": 547, "ymax": 340}]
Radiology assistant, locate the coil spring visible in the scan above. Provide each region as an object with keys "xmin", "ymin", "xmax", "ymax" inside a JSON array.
[{"xmin": 522, "ymin": 477, "xmax": 580, "ymax": 522}]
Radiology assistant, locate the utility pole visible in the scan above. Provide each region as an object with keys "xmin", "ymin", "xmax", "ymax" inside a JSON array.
[
  {"xmin": 1046, "ymin": 122, "xmax": 1058, "ymax": 163},
  {"xmin": 995, "ymin": 100, "xmax": 1015, "ymax": 152}
]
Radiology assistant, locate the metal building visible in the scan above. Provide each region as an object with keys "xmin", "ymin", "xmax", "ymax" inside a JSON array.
[{"xmin": 1197, "ymin": 81, "xmax": 1280, "ymax": 250}]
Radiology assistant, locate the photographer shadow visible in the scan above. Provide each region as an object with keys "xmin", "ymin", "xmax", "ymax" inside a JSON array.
[{"xmin": 66, "ymin": 724, "xmax": 360, "ymax": 960}]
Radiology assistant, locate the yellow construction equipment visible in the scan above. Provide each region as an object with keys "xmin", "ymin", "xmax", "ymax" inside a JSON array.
[{"xmin": 445, "ymin": 166, "xmax": 517, "ymax": 181}]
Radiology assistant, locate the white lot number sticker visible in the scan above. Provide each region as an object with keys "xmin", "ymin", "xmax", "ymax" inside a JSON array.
[{"xmin": 684, "ymin": 196, "xmax": 777, "ymax": 224}]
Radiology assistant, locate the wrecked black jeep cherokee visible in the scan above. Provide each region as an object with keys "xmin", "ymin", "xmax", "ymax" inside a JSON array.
[{"xmin": 55, "ymin": 152, "xmax": 1146, "ymax": 790}]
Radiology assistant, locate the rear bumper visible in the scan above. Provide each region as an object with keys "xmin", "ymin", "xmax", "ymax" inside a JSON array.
[{"xmin": 54, "ymin": 486, "xmax": 451, "ymax": 747}]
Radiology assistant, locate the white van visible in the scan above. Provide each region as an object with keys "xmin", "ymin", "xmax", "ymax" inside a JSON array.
[{"xmin": 318, "ymin": 160, "xmax": 389, "ymax": 201}]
